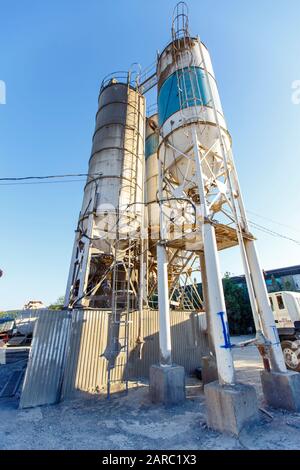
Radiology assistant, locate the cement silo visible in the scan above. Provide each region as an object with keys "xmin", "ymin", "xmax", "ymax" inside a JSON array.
[
  {"xmin": 152, "ymin": 2, "xmax": 288, "ymax": 415},
  {"xmin": 61, "ymin": 2, "xmax": 297, "ymax": 430},
  {"xmin": 145, "ymin": 113, "xmax": 196, "ymax": 246},
  {"xmin": 65, "ymin": 74, "xmax": 145, "ymax": 310},
  {"xmin": 157, "ymin": 39, "xmax": 231, "ymax": 199},
  {"xmin": 145, "ymin": 113, "xmax": 202, "ymax": 312},
  {"xmin": 145, "ymin": 114, "xmax": 160, "ymax": 241}
]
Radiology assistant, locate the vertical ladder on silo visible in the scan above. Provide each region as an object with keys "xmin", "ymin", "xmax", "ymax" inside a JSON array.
[{"xmin": 106, "ymin": 240, "xmax": 133, "ymax": 399}]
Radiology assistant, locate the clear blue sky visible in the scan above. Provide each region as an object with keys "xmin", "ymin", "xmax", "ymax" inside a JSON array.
[{"xmin": 0, "ymin": 0, "xmax": 299, "ymax": 310}]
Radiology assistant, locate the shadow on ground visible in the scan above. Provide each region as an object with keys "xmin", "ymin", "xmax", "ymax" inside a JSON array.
[{"xmin": 0, "ymin": 337, "xmax": 299, "ymax": 450}]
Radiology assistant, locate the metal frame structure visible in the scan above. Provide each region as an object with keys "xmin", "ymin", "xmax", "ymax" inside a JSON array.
[
  {"xmin": 64, "ymin": 72, "xmax": 147, "ymax": 396},
  {"xmin": 154, "ymin": 1, "xmax": 287, "ymax": 382},
  {"xmin": 63, "ymin": 1, "xmax": 288, "ymax": 398}
]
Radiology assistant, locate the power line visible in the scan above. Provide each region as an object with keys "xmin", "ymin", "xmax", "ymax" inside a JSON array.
[
  {"xmin": 247, "ymin": 209, "xmax": 300, "ymax": 234},
  {"xmin": 222, "ymin": 209, "xmax": 300, "ymax": 247},
  {"xmin": 248, "ymin": 220, "xmax": 300, "ymax": 246},
  {"xmin": 0, "ymin": 173, "xmax": 104, "ymax": 186},
  {"xmin": 0, "ymin": 173, "xmax": 100, "ymax": 182},
  {"xmin": 0, "ymin": 179, "xmax": 86, "ymax": 186},
  {"xmin": 0, "ymin": 173, "xmax": 299, "ymax": 246}
]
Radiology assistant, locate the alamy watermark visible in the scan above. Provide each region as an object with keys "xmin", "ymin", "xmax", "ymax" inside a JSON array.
[
  {"xmin": 0, "ymin": 80, "xmax": 6, "ymax": 104},
  {"xmin": 291, "ymin": 80, "xmax": 300, "ymax": 104}
]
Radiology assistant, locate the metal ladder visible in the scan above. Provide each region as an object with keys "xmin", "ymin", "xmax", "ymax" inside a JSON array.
[{"xmin": 106, "ymin": 240, "xmax": 134, "ymax": 398}]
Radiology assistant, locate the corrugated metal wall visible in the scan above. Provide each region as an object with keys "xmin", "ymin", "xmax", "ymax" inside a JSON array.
[
  {"xmin": 15, "ymin": 309, "xmax": 44, "ymax": 321},
  {"xmin": 61, "ymin": 309, "xmax": 110, "ymax": 397},
  {"xmin": 62, "ymin": 309, "xmax": 209, "ymax": 398},
  {"xmin": 19, "ymin": 310, "xmax": 71, "ymax": 409},
  {"xmin": 20, "ymin": 309, "xmax": 209, "ymax": 407}
]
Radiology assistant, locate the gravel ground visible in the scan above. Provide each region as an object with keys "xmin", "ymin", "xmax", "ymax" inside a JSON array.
[{"xmin": 0, "ymin": 336, "xmax": 299, "ymax": 450}]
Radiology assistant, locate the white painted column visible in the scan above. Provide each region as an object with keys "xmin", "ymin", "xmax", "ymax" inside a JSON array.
[
  {"xmin": 198, "ymin": 36, "xmax": 262, "ymax": 336},
  {"xmin": 199, "ymin": 251, "xmax": 215, "ymax": 356},
  {"xmin": 157, "ymin": 243, "xmax": 172, "ymax": 366},
  {"xmin": 193, "ymin": 127, "xmax": 235, "ymax": 385},
  {"xmin": 228, "ymin": 152, "xmax": 287, "ymax": 372},
  {"xmin": 244, "ymin": 240, "xmax": 287, "ymax": 372},
  {"xmin": 138, "ymin": 113, "xmax": 146, "ymax": 316},
  {"xmin": 157, "ymin": 158, "xmax": 172, "ymax": 366}
]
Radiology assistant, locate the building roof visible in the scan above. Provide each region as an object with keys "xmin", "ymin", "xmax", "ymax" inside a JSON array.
[{"xmin": 230, "ymin": 265, "xmax": 300, "ymax": 284}]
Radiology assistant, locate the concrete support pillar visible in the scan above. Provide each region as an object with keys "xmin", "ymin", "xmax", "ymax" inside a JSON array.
[
  {"xmin": 149, "ymin": 161, "xmax": 186, "ymax": 405},
  {"xmin": 199, "ymin": 251, "xmax": 218, "ymax": 384},
  {"xmin": 192, "ymin": 125, "xmax": 259, "ymax": 433},
  {"xmin": 243, "ymin": 240, "xmax": 300, "ymax": 412},
  {"xmin": 204, "ymin": 381, "xmax": 259, "ymax": 436},
  {"xmin": 260, "ymin": 370, "xmax": 300, "ymax": 411},
  {"xmin": 193, "ymin": 126, "xmax": 235, "ymax": 386},
  {"xmin": 244, "ymin": 239, "xmax": 287, "ymax": 373},
  {"xmin": 199, "ymin": 251, "xmax": 214, "ymax": 353},
  {"xmin": 157, "ymin": 243, "xmax": 172, "ymax": 366},
  {"xmin": 149, "ymin": 365, "xmax": 186, "ymax": 405},
  {"xmin": 226, "ymin": 149, "xmax": 298, "ymax": 412}
]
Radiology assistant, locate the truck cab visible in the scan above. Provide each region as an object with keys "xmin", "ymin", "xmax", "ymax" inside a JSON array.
[{"xmin": 269, "ymin": 291, "xmax": 300, "ymax": 371}]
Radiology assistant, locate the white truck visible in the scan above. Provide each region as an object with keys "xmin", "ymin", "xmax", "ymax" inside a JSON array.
[{"xmin": 269, "ymin": 291, "xmax": 300, "ymax": 372}]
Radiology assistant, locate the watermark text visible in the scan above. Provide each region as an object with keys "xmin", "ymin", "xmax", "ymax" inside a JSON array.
[
  {"xmin": 291, "ymin": 80, "xmax": 300, "ymax": 104},
  {"xmin": 0, "ymin": 80, "xmax": 6, "ymax": 104}
]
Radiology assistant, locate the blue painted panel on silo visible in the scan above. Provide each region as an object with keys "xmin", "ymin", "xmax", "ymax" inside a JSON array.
[
  {"xmin": 158, "ymin": 67, "xmax": 212, "ymax": 126},
  {"xmin": 145, "ymin": 133, "xmax": 159, "ymax": 159}
]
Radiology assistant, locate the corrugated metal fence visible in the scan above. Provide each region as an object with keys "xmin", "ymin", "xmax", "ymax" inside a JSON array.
[
  {"xmin": 20, "ymin": 309, "xmax": 208, "ymax": 408},
  {"xmin": 19, "ymin": 310, "xmax": 71, "ymax": 408}
]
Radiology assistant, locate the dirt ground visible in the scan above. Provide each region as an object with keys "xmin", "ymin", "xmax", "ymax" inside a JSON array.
[{"xmin": 0, "ymin": 336, "xmax": 300, "ymax": 450}]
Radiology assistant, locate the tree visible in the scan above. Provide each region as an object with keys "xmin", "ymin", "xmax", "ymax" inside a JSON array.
[
  {"xmin": 222, "ymin": 273, "xmax": 254, "ymax": 335},
  {"xmin": 47, "ymin": 295, "xmax": 65, "ymax": 310}
]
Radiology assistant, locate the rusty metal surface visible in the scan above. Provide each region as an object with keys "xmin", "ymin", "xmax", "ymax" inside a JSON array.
[{"xmin": 19, "ymin": 310, "xmax": 71, "ymax": 409}]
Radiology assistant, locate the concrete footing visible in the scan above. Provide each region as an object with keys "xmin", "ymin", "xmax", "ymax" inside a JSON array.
[
  {"xmin": 149, "ymin": 364, "xmax": 186, "ymax": 405},
  {"xmin": 204, "ymin": 381, "xmax": 259, "ymax": 435},
  {"xmin": 261, "ymin": 370, "xmax": 300, "ymax": 411},
  {"xmin": 201, "ymin": 355, "xmax": 218, "ymax": 385}
]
